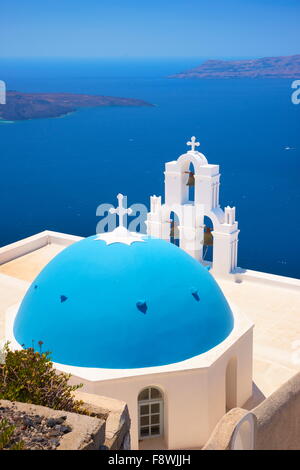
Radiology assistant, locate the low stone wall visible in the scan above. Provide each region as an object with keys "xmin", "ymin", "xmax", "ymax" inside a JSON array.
[
  {"xmin": 0, "ymin": 392, "xmax": 131, "ymax": 450},
  {"xmin": 0, "ymin": 399, "xmax": 105, "ymax": 450},
  {"xmin": 202, "ymin": 408, "xmax": 249, "ymax": 450},
  {"xmin": 253, "ymin": 372, "xmax": 300, "ymax": 450},
  {"xmin": 203, "ymin": 372, "xmax": 300, "ymax": 450},
  {"xmin": 74, "ymin": 392, "xmax": 131, "ymax": 450}
]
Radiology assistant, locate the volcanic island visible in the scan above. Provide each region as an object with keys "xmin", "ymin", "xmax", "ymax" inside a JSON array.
[
  {"xmin": 170, "ymin": 54, "xmax": 300, "ymax": 79},
  {"xmin": 0, "ymin": 91, "xmax": 153, "ymax": 121}
]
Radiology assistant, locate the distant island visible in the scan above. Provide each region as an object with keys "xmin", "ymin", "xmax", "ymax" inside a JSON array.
[
  {"xmin": 0, "ymin": 91, "xmax": 153, "ymax": 121},
  {"xmin": 170, "ymin": 54, "xmax": 300, "ymax": 79}
]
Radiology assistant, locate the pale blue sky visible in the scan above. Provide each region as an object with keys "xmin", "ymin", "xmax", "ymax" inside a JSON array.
[{"xmin": 1, "ymin": 0, "xmax": 299, "ymax": 58}]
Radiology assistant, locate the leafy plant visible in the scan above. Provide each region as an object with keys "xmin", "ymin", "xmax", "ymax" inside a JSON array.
[
  {"xmin": 0, "ymin": 343, "xmax": 84, "ymax": 414},
  {"xmin": 0, "ymin": 418, "xmax": 24, "ymax": 450}
]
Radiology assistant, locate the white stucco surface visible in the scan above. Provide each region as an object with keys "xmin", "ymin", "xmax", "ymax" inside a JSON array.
[
  {"xmin": 0, "ymin": 230, "xmax": 299, "ymax": 449},
  {"xmin": 216, "ymin": 274, "xmax": 300, "ymax": 400},
  {"xmin": 1, "ymin": 231, "xmax": 298, "ymax": 399}
]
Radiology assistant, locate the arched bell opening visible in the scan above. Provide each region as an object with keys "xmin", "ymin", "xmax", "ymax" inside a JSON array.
[
  {"xmin": 185, "ymin": 162, "xmax": 195, "ymax": 203},
  {"xmin": 169, "ymin": 211, "xmax": 180, "ymax": 247},
  {"xmin": 203, "ymin": 216, "xmax": 214, "ymax": 263},
  {"xmin": 179, "ymin": 159, "xmax": 196, "ymax": 205}
]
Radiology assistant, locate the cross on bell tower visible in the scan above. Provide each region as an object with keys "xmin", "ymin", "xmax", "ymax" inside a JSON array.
[
  {"xmin": 109, "ymin": 193, "xmax": 133, "ymax": 228},
  {"xmin": 187, "ymin": 136, "xmax": 200, "ymax": 152}
]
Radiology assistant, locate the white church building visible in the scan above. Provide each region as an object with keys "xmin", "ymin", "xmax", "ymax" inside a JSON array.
[{"xmin": 1, "ymin": 137, "xmax": 299, "ymax": 450}]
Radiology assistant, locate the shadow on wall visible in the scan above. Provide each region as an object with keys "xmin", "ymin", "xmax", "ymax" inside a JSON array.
[{"xmin": 203, "ymin": 372, "xmax": 300, "ymax": 450}]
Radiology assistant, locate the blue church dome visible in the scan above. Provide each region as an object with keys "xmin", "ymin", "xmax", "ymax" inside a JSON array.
[{"xmin": 14, "ymin": 234, "xmax": 234, "ymax": 369}]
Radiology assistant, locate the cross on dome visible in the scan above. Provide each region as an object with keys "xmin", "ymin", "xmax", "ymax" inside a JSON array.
[
  {"xmin": 187, "ymin": 136, "xmax": 200, "ymax": 152},
  {"xmin": 95, "ymin": 193, "xmax": 145, "ymax": 245},
  {"xmin": 109, "ymin": 193, "xmax": 133, "ymax": 228}
]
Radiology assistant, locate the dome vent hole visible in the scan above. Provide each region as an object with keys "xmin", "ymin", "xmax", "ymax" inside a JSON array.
[
  {"xmin": 191, "ymin": 289, "xmax": 200, "ymax": 301},
  {"xmin": 136, "ymin": 300, "xmax": 147, "ymax": 314}
]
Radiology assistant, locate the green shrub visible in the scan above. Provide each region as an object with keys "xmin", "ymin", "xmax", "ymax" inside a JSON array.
[
  {"xmin": 0, "ymin": 418, "xmax": 24, "ymax": 450},
  {"xmin": 0, "ymin": 343, "xmax": 84, "ymax": 414}
]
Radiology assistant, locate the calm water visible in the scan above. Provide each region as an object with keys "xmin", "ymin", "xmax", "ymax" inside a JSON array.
[{"xmin": 0, "ymin": 58, "xmax": 299, "ymax": 278}]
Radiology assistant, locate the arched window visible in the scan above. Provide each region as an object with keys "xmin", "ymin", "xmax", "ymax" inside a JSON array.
[{"xmin": 138, "ymin": 387, "xmax": 163, "ymax": 440}]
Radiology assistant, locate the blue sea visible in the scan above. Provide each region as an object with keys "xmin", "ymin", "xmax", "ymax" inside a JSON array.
[{"xmin": 0, "ymin": 58, "xmax": 299, "ymax": 278}]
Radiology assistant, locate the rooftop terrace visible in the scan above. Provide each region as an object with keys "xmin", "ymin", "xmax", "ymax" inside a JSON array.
[{"xmin": 0, "ymin": 230, "xmax": 299, "ymax": 407}]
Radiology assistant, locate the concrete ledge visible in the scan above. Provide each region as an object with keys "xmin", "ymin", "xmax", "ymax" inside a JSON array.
[
  {"xmin": 0, "ymin": 399, "xmax": 105, "ymax": 450},
  {"xmin": 232, "ymin": 268, "xmax": 300, "ymax": 291},
  {"xmin": 47, "ymin": 231, "xmax": 83, "ymax": 246},
  {"xmin": 0, "ymin": 231, "xmax": 83, "ymax": 266},
  {"xmin": 0, "ymin": 232, "xmax": 49, "ymax": 265}
]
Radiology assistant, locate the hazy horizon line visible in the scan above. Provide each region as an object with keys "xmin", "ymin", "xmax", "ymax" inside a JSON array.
[{"xmin": 1, "ymin": 53, "xmax": 298, "ymax": 61}]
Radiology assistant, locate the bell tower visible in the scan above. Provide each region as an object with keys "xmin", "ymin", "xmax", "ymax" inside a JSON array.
[{"xmin": 146, "ymin": 137, "xmax": 240, "ymax": 277}]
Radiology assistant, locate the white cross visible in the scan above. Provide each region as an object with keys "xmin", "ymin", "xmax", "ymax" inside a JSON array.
[
  {"xmin": 187, "ymin": 136, "xmax": 200, "ymax": 152},
  {"xmin": 109, "ymin": 193, "xmax": 132, "ymax": 228}
]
